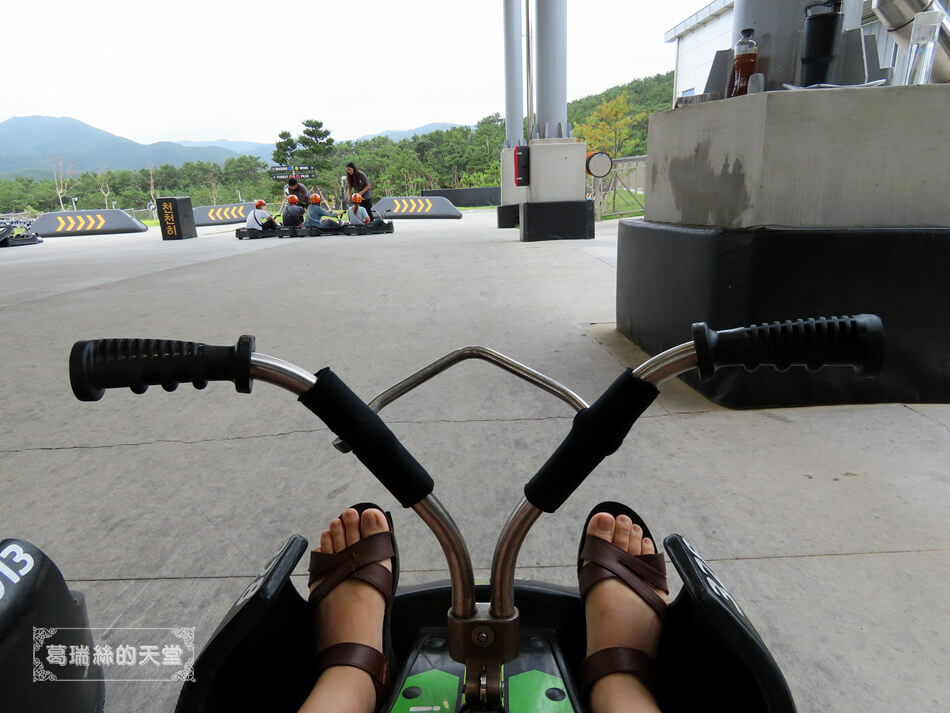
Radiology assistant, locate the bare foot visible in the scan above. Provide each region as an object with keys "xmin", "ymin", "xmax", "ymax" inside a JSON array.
[
  {"xmin": 584, "ymin": 512, "xmax": 667, "ymax": 713},
  {"xmin": 297, "ymin": 507, "xmax": 392, "ymax": 713}
]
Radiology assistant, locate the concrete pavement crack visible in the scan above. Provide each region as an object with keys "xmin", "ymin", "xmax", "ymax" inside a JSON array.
[
  {"xmin": 902, "ymin": 404, "xmax": 950, "ymax": 433},
  {"xmin": 0, "ymin": 416, "xmax": 580, "ymax": 453},
  {"xmin": 64, "ymin": 546, "xmax": 950, "ymax": 584}
]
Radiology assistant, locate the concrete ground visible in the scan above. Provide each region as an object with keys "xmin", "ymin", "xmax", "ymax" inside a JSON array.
[{"xmin": 0, "ymin": 211, "xmax": 947, "ymax": 712}]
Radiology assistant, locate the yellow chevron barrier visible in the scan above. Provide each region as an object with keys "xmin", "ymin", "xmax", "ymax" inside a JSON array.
[
  {"xmin": 374, "ymin": 196, "xmax": 461, "ymax": 219},
  {"xmin": 194, "ymin": 203, "xmax": 252, "ymax": 226},
  {"xmin": 33, "ymin": 210, "xmax": 147, "ymax": 237}
]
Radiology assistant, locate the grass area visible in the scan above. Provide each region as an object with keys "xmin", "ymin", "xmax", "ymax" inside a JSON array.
[
  {"xmin": 141, "ymin": 219, "xmax": 159, "ymax": 226},
  {"xmin": 600, "ymin": 190, "xmax": 645, "ymax": 218}
]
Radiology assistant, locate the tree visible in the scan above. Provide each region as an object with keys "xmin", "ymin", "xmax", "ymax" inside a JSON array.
[
  {"xmin": 575, "ymin": 94, "xmax": 634, "ymax": 157},
  {"xmin": 222, "ymin": 155, "xmax": 266, "ymax": 183},
  {"xmin": 296, "ymin": 120, "xmax": 334, "ymax": 170},
  {"xmin": 52, "ymin": 159, "xmax": 73, "ymax": 211},
  {"xmin": 272, "ymin": 131, "xmax": 297, "ymax": 165},
  {"xmin": 96, "ymin": 171, "xmax": 112, "ymax": 209},
  {"xmin": 207, "ymin": 171, "xmax": 219, "ymax": 206}
]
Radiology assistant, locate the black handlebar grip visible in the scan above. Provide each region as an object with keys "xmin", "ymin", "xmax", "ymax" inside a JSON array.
[
  {"xmin": 69, "ymin": 335, "xmax": 255, "ymax": 401},
  {"xmin": 299, "ymin": 368, "xmax": 434, "ymax": 508},
  {"xmin": 692, "ymin": 314, "xmax": 884, "ymax": 383},
  {"xmin": 524, "ymin": 370, "xmax": 658, "ymax": 514}
]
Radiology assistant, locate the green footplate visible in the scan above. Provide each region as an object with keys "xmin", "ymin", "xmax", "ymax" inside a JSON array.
[{"xmin": 386, "ymin": 629, "xmax": 579, "ymax": 713}]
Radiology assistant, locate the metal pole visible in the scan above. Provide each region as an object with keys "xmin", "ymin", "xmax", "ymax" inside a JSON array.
[
  {"xmin": 524, "ymin": 0, "xmax": 535, "ymax": 139},
  {"xmin": 504, "ymin": 0, "xmax": 525, "ymax": 148},
  {"xmin": 535, "ymin": 0, "xmax": 568, "ymax": 138}
]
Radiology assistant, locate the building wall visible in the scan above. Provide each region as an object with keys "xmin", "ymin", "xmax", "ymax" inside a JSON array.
[{"xmin": 673, "ymin": 12, "xmax": 736, "ymax": 98}]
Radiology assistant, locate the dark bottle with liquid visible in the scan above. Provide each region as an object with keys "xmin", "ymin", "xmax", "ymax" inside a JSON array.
[{"xmin": 727, "ymin": 28, "xmax": 758, "ymax": 97}]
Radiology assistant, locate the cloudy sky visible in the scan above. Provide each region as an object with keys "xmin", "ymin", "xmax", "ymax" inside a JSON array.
[{"xmin": 5, "ymin": 1, "xmax": 709, "ymax": 144}]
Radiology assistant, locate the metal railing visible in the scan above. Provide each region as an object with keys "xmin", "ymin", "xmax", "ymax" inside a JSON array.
[{"xmin": 589, "ymin": 154, "xmax": 647, "ymax": 220}]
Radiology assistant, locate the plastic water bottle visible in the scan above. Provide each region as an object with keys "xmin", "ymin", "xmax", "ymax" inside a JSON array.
[
  {"xmin": 728, "ymin": 28, "xmax": 758, "ymax": 98},
  {"xmin": 904, "ymin": 10, "xmax": 943, "ymax": 85}
]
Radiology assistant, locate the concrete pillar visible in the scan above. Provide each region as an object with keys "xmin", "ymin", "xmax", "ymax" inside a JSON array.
[
  {"xmin": 503, "ymin": 0, "xmax": 525, "ymax": 148},
  {"xmin": 535, "ymin": 0, "xmax": 568, "ymax": 138}
]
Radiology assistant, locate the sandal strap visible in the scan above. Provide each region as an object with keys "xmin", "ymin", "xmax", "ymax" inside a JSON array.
[
  {"xmin": 581, "ymin": 646, "xmax": 657, "ymax": 691},
  {"xmin": 308, "ymin": 531, "xmax": 395, "ymax": 606},
  {"xmin": 314, "ymin": 642, "xmax": 390, "ymax": 706},
  {"xmin": 579, "ymin": 536, "xmax": 669, "ymax": 621}
]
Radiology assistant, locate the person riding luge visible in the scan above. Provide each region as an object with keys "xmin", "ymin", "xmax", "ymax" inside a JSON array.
[
  {"xmin": 347, "ymin": 193, "xmax": 370, "ymax": 226},
  {"xmin": 245, "ymin": 200, "xmax": 277, "ymax": 236},
  {"xmin": 305, "ymin": 195, "xmax": 340, "ymax": 230},
  {"xmin": 282, "ymin": 195, "xmax": 306, "ymax": 228}
]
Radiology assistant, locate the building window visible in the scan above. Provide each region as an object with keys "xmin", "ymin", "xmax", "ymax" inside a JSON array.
[{"xmin": 682, "ymin": 87, "xmax": 695, "ymax": 96}]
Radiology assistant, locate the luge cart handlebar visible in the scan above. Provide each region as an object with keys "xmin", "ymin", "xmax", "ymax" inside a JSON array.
[{"xmin": 69, "ymin": 314, "xmax": 884, "ymax": 704}]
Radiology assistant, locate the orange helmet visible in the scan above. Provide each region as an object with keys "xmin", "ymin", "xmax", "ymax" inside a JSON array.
[
  {"xmin": 351, "ymin": 194, "xmax": 363, "ymax": 204},
  {"xmin": 288, "ymin": 195, "xmax": 298, "ymax": 204},
  {"xmin": 254, "ymin": 200, "xmax": 265, "ymax": 208},
  {"xmin": 310, "ymin": 195, "xmax": 321, "ymax": 204}
]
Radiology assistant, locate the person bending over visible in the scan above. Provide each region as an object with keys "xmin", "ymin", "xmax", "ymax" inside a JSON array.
[
  {"xmin": 283, "ymin": 195, "xmax": 306, "ymax": 227},
  {"xmin": 347, "ymin": 194, "xmax": 370, "ymax": 225},
  {"xmin": 286, "ymin": 177, "xmax": 310, "ymax": 206},
  {"xmin": 245, "ymin": 200, "xmax": 277, "ymax": 234},
  {"xmin": 345, "ymin": 162, "xmax": 372, "ymax": 218},
  {"xmin": 305, "ymin": 195, "xmax": 338, "ymax": 228}
]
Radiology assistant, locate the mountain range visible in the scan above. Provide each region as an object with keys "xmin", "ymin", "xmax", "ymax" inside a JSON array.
[
  {"xmin": 0, "ymin": 117, "xmax": 465, "ymax": 178},
  {"xmin": 357, "ymin": 123, "xmax": 463, "ymax": 142}
]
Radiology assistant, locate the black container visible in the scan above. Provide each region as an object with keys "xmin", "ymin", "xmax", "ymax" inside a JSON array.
[{"xmin": 801, "ymin": 1, "xmax": 844, "ymax": 86}]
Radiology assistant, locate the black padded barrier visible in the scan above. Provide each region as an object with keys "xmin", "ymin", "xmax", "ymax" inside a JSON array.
[
  {"xmin": 31, "ymin": 210, "xmax": 147, "ymax": 237},
  {"xmin": 520, "ymin": 200, "xmax": 594, "ymax": 242},
  {"xmin": 157, "ymin": 197, "xmax": 197, "ymax": 240},
  {"xmin": 616, "ymin": 220, "xmax": 950, "ymax": 407},
  {"xmin": 497, "ymin": 203, "xmax": 520, "ymax": 228}
]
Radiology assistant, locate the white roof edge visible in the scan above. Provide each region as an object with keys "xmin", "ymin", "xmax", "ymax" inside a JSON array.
[{"xmin": 664, "ymin": 0, "xmax": 735, "ymax": 43}]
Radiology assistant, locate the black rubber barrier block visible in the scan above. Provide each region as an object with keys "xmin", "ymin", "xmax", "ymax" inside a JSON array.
[
  {"xmin": 520, "ymin": 200, "xmax": 594, "ymax": 241},
  {"xmin": 616, "ymin": 219, "xmax": 950, "ymax": 407},
  {"xmin": 497, "ymin": 203, "xmax": 519, "ymax": 228},
  {"xmin": 375, "ymin": 196, "xmax": 461, "ymax": 219},
  {"xmin": 157, "ymin": 197, "xmax": 197, "ymax": 240},
  {"xmin": 32, "ymin": 210, "xmax": 148, "ymax": 237},
  {"xmin": 195, "ymin": 202, "xmax": 255, "ymax": 227}
]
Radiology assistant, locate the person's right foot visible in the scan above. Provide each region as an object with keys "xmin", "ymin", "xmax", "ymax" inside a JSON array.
[{"xmin": 583, "ymin": 511, "xmax": 667, "ymax": 712}]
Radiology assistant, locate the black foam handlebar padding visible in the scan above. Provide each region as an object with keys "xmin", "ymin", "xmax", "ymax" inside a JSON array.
[
  {"xmin": 691, "ymin": 314, "xmax": 884, "ymax": 383},
  {"xmin": 69, "ymin": 336, "xmax": 255, "ymax": 401},
  {"xmin": 298, "ymin": 368, "xmax": 435, "ymax": 508},
  {"xmin": 524, "ymin": 370, "xmax": 658, "ymax": 513}
]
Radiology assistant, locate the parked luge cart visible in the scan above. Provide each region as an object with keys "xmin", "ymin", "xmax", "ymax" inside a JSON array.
[
  {"xmin": 32, "ymin": 314, "xmax": 885, "ymax": 713},
  {"xmin": 235, "ymin": 219, "xmax": 394, "ymax": 240},
  {"xmin": 0, "ymin": 218, "xmax": 42, "ymax": 247}
]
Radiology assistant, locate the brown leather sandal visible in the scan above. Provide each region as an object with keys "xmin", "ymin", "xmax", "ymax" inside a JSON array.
[
  {"xmin": 308, "ymin": 502, "xmax": 399, "ymax": 711},
  {"xmin": 577, "ymin": 501, "xmax": 669, "ymax": 693}
]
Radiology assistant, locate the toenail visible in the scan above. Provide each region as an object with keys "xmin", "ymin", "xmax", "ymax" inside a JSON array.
[
  {"xmin": 631, "ymin": 524, "xmax": 641, "ymax": 533},
  {"xmin": 597, "ymin": 519, "xmax": 612, "ymax": 534}
]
